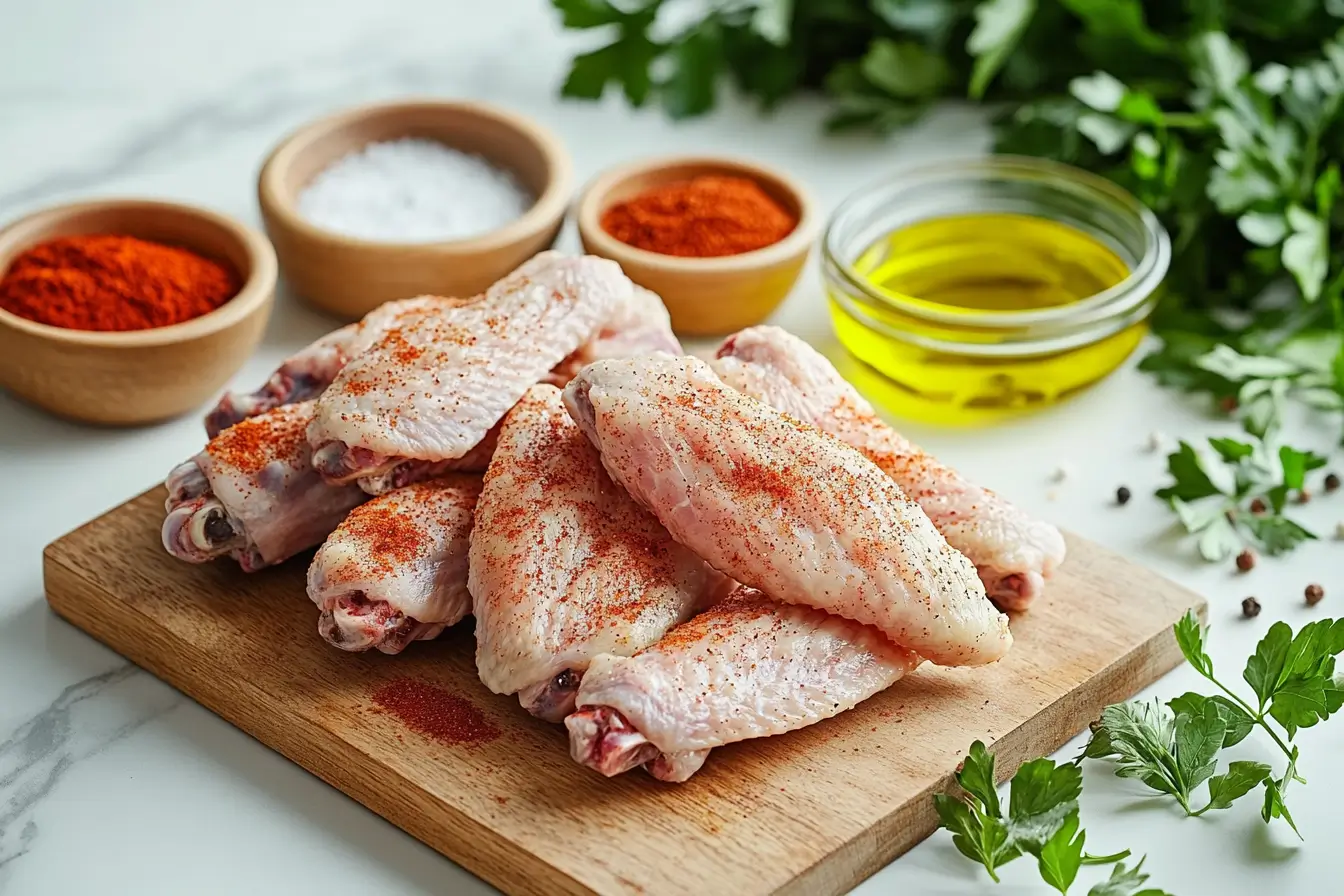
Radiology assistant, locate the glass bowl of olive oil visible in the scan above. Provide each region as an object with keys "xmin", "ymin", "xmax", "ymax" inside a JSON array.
[{"xmin": 822, "ymin": 156, "xmax": 1170, "ymax": 425}]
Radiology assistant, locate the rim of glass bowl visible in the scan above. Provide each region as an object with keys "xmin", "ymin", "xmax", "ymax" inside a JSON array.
[{"xmin": 822, "ymin": 155, "xmax": 1171, "ymax": 343}]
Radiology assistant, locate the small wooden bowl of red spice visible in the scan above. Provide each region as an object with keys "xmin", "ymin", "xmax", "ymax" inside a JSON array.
[
  {"xmin": 0, "ymin": 199, "xmax": 276, "ymax": 425},
  {"xmin": 576, "ymin": 156, "xmax": 817, "ymax": 335}
]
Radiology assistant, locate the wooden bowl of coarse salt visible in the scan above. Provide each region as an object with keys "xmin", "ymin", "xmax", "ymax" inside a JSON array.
[
  {"xmin": 0, "ymin": 199, "xmax": 276, "ymax": 425},
  {"xmin": 259, "ymin": 99, "xmax": 573, "ymax": 319}
]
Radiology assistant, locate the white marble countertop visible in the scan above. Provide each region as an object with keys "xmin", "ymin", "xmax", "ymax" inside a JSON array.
[{"xmin": 2, "ymin": 2, "xmax": 1341, "ymax": 893}]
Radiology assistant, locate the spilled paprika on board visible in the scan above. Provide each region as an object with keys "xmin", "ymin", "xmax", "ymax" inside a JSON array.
[
  {"xmin": 372, "ymin": 676, "xmax": 501, "ymax": 747},
  {"xmin": 601, "ymin": 175, "xmax": 797, "ymax": 258},
  {"xmin": 0, "ymin": 234, "xmax": 239, "ymax": 331}
]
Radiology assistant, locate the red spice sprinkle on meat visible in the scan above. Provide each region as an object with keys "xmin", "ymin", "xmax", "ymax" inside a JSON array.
[
  {"xmin": 207, "ymin": 405, "xmax": 307, "ymax": 473},
  {"xmin": 372, "ymin": 677, "xmax": 500, "ymax": 746},
  {"xmin": 336, "ymin": 503, "xmax": 425, "ymax": 571}
]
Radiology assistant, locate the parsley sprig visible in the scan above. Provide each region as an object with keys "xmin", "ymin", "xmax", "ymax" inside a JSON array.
[
  {"xmin": 1155, "ymin": 428, "xmax": 1324, "ymax": 560},
  {"xmin": 1088, "ymin": 612, "xmax": 1344, "ymax": 837},
  {"xmin": 939, "ymin": 613, "xmax": 1344, "ymax": 886},
  {"xmin": 934, "ymin": 742, "xmax": 1144, "ymax": 893}
]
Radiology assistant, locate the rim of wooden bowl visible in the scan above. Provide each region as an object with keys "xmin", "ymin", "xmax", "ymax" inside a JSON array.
[
  {"xmin": 0, "ymin": 198, "xmax": 277, "ymax": 347},
  {"xmin": 575, "ymin": 154, "xmax": 819, "ymax": 272},
  {"xmin": 257, "ymin": 98, "xmax": 574, "ymax": 257}
]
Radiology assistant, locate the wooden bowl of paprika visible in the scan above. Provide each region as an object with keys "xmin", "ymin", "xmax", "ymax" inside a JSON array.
[
  {"xmin": 0, "ymin": 199, "xmax": 276, "ymax": 425},
  {"xmin": 576, "ymin": 156, "xmax": 818, "ymax": 336}
]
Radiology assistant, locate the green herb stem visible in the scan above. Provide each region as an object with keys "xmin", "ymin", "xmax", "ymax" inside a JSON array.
[{"xmin": 1208, "ymin": 677, "xmax": 1298, "ymax": 763}]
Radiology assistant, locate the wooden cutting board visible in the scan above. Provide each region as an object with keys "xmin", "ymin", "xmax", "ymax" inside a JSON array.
[{"xmin": 44, "ymin": 488, "xmax": 1204, "ymax": 896}]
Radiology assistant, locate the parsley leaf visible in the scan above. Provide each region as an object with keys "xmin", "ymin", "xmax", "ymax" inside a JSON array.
[
  {"xmin": 956, "ymin": 739, "xmax": 1001, "ymax": 816},
  {"xmin": 933, "ymin": 791, "xmax": 1018, "ymax": 879},
  {"xmin": 1158, "ymin": 432, "xmax": 1320, "ymax": 559},
  {"xmin": 966, "ymin": 0, "xmax": 1037, "ymax": 99},
  {"xmin": 1037, "ymin": 812, "xmax": 1085, "ymax": 895},
  {"xmin": 1173, "ymin": 610, "xmax": 1212, "ymax": 677},
  {"xmin": 1088, "ymin": 700, "xmax": 1196, "ymax": 809},
  {"xmin": 1007, "ymin": 758, "xmax": 1082, "ymax": 852},
  {"xmin": 937, "ymin": 742, "xmax": 1134, "ymax": 889},
  {"xmin": 1087, "ymin": 858, "xmax": 1172, "ymax": 896},
  {"xmin": 1262, "ymin": 748, "xmax": 1302, "ymax": 839},
  {"xmin": 1155, "ymin": 442, "xmax": 1221, "ymax": 501},
  {"xmin": 1204, "ymin": 761, "xmax": 1273, "ymax": 812},
  {"xmin": 1168, "ymin": 692, "xmax": 1254, "ymax": 747}
]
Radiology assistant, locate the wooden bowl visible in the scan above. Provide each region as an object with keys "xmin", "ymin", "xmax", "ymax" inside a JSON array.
[
  {"xmin": 259, "ymin": 99, "xmax": 573, "ymax": 318},
  {"xmin": 0, "ymin": 199, "xmax": 276, "ymax": 426},
  {"xmin": 576, "ymin": 156, "xmax": 817, "ymax": 336}
]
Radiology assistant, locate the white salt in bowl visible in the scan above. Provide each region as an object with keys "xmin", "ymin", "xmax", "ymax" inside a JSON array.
[{"xmin": 259, "ymin": 99, "xmax": 573, "ymax": 319}]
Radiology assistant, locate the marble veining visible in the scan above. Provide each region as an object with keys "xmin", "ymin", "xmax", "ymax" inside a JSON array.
[{"xmin": 0, "ymin": 665, "xmax": 180, "ymax": 884}]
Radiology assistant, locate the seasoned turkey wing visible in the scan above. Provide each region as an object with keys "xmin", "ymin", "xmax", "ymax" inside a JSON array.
[
  {"xmin": 307, "ymin": 252, "xmax": 638, "ymax": 495},
  {"xmin": 203, "ymin": 295, "xmax": 457, "ymax": 437},
  {"xmin": 469, "ymin": 384, "xmax": 723, "ymax": 722},
  {"xmin": 308, "ymin": 475, "xmax": 482, "ymax": 654},
  {"xmin": 712, "ymin": 326, "xmax": 1066, "ymax": 610},
  {"xmin": 563, "ymin": 355, "xmax": 1012, "ymax": 667},
  {"xmin": 164, "ymin": 401, "xmax": 366, "ymax": 571},
  {"xmin": 545, "ymin": 286, "xmax": 682, "ymax": 385},
  {"xmin": 567, "ymin": 586, "xmax": 921, "ymax": 782}
]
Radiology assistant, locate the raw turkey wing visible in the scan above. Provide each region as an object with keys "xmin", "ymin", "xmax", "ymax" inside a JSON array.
[
  {"xmin": 712, "ymin": 325, "xmax": 1066, "ymax": 610},
  {"xmin": 566, "ymin": 586, "xmax": 921, "ymax": 782},
  {"xmin": 308, "ymin": 252, "xmax": 636, "ymax": 493},
  {"xmin": 308, "ymin": 475, "xmax": 481, "ymax": 654},
  {"xmin": 164, "ymin": 401, "xmax": 366, "ymax": 571},
  {"xmin": 563, "ymin": 355, "xmax": 1011, "ymax": 667},
  {"xmin": 204, "ymin": 295, "xmax": 457, "ymax": 437},
  {"xmin": 469, "ymin": 384, "xmax": 724, "ymax": 722}
]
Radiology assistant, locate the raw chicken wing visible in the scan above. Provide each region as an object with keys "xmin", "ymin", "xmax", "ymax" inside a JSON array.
[
  {"xmin": 713, "ymin": 326, "xmax": 1066, "ymax": 610},
  {"xmin": 308, "ymin": 475, "xmax": 481, "ymax": 654},
  {"xmin": 308, "ymin": 252, "xmax": 636, "ymax": 494},
  {"xmin": 164, "ymin": 401, "xmax": 366, "ymax": 571},
  {"xmin": 470, "ymin": 384, "xmax": 723, "ymax": 722},
  {"xmin": 564, "ymin": 356, "xmax": 1011, "ymax": 666},
  {"xmin": 567, "ymin": 586, "xmax": 921, "ymax": 782}
]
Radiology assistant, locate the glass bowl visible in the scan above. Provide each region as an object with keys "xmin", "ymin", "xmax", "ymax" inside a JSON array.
[{"xmin": 821, "ymin": 156, "xmax": 1170, "ymax": 425}]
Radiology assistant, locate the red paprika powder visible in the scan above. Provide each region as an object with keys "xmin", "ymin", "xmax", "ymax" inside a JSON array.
[
  {"xmin": 0, "ymin": 234, "xmax": 239, "ymax": 331},
  {"xmin": 601, "ymin": 175, "xmax": 797, "ymax": 258}
]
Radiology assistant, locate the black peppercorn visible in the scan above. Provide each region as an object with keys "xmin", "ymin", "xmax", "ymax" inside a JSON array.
[
  {"xmin": 1325, "ymin": 472, "xmax": 1340, "ymax": 493},
  {"xmin": 1116, "ymin": 486, "xmax": 1131, "ymax": 506},
  {"xmin": 1241, "ymin": 597, "xmax": 1261, "ymax": 618}
]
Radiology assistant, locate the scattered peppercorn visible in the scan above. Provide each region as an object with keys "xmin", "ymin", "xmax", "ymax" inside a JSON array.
[
  {"xmin": 1115, "ymin": 486, "xmax": 1131, "ymax": 505},
  {"xmin": 1326, "ymin": 472, "xmax": 1340, "ymax": 493},
  {"xmin": 1250, "ymin": 497, "xmax": 1268, "ymax": 514},
  {"xmin": 1298, "ymin": 489, "xmax": 1312, "ymax": 504},
  {"xmin": 1219, "ymin": 395, "xmax": 1238, "ymax": 413},
  {"xmin": 1305, "ymin": 584, "xmax": 1325, "ymax": 606},
  {"xmin": 1235, "ymin": 549, "xmax": 1255, "ymax": 572},
  {"xmin": 1241, "ymin": 597, "xmax": 1261, "ymax": 618}
]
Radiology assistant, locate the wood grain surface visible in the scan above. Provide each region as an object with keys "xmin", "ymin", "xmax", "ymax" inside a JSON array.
[{"xmin": 44, "ymin": 488, "xmax": 1205, "ymax": 896}]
